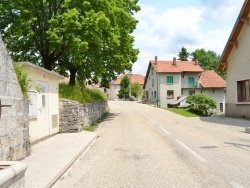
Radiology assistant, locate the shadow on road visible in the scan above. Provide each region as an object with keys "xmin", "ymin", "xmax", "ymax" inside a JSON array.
[
  {"xmin": 103, "ymin": 112, "xmax": 121, "ymax": 122},
  {"xmin": 198, "ymin": 116, "xmax": 250, "ymax": 128}
]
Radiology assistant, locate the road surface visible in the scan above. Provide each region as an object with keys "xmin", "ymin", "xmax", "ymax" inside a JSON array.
[{"xmin": 53, "ymin": 101, "xmax": 250, "ymax": 188}]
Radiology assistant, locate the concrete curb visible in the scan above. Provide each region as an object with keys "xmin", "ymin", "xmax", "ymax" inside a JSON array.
[{"xmin": 45, "ymin": 135, "xmax": 97, "ymax": 188}]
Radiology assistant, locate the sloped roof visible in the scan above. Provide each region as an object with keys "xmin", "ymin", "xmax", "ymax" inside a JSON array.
[
  {"xmin": 200, "ymin": 70, "xmax": 226, "ymax": 88},
  {"xmin": 150, "ymin": 60, "xmax": 204, "ymax": 73},
  {"xmin": 217, "ymin": 0, "xmax": 250, "ymax": 71},
  {"xmin": 110, "ymin": 74, "xmax": 145, "ymax": 85}
]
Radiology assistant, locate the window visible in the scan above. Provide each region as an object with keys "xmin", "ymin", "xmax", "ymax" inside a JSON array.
[
  {"xmin": 166, "ymin": 76, "xmax": 173, "ymax": 84},
  {"xmin": 219, "ymin": 103, "xmax": 223, "ymax": 112},
  {"xmin": 152, "ymin": 79, "xmax": 154, "ymax": 86},
  {"xmin": 188, "ymin": 77, "xmax": 195, "ymax": 88},
  {"xmin": 167, "ymin": 90, "xmax": 174, "ymax": 99},
  {"xmin": 151, "ymin": 67, "xmax": 154, "ymax": 75},
  {"xmin": 237, "ymin": 79, "xmax": 250, "ymax": 102},
  {"xmin": 151, "ymin": 92, "xmax": 153, "ymax": 99},
  {"xmin": 28, "ymin": 91, "xmax": 37, "ymax": 119},
  {"xmin": 189, "ymin": 90, "xmax": 195, "ymax": 95},
  {"xmin": 154, "ymin": 91, "xmax": 156, "ymax": 99}
]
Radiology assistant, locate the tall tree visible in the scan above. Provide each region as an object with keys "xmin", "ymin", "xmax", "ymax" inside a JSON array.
[
  {"xmin": 131, "ymin": 82, "xmax": 143, "ymax": 98},
  {"xmin": 0, "ymin": 0, "xmax": 140, "ymax": 87},
  {"xmin": 191, "ymin": 48, "xmax": 226, "ymax": 80},
  {"xmin": 177, "ymin": 46, "xmax": 190, "ymax": 61},
  {"xmin": 117, "ymin": 75, "xmax": 130, "ymax": 99}
]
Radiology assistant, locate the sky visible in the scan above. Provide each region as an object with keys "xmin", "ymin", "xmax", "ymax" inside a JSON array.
[{"xmin": 132, "ymin": 0, "xmax": 245, "ymax": 76}]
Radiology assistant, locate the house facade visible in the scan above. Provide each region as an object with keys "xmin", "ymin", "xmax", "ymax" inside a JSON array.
[
  {"xmin": 107, "ymin": 74, "xmax": 145, "ymax": 100},
  {"xmin": 144, "ymin": 57, "xmax": 226, "ymax": 113},
  {"xmin": 217, "ymin": 0, "xmax": 250, "ymax": 118},
  {"xmin": 17, "ymin": 62, "xmax": 64, "ymax": 143}
]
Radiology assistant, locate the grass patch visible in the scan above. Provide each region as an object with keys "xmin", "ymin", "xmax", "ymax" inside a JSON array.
[
  {"xmin": 165, "ymin": 108, "xmax": 200, "ymax": 117},
  {"xmin": 59, "ymin": 83, "xmax": 107, "ymax": 104},
  {"xmin": 85, "ymin": 111, "xmax": 109, "ymax": 132}
]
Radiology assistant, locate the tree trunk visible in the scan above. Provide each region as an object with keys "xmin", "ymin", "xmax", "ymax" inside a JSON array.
[{"xmin": 69, "ymin": 68, "xmax": 77, "ymax": 86}]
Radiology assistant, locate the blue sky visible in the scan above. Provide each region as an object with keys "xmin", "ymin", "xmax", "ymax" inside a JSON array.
[{"xmin": 132, "ymin": 0, "xmax": 245, "ymax": 75}]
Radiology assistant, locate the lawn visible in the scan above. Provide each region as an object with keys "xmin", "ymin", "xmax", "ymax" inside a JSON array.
[{"xmin": 165, "ymin": 108, "xmax": 200, "ymax": 117}]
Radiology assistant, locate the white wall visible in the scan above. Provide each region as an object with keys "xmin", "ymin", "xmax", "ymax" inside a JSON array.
[
  {"xmin": 23, "ymin": 66, "xmax": 61, "ymax": 142},
  {"xmin": 226, "ymin": 23, "xmax": 250, "ymax": 118}
]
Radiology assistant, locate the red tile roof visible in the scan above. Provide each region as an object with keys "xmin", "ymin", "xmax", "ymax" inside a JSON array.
[
  {"xmin": 150, "ymin": 60, "xmax": 204, "ymax": 73},
  {"xmin": 110, "ymin": 74, "xmax": 145, "ymax": 85},
  {"xmin": 200, "ymin": 70, "xmax": 226, "ymax": 88}
]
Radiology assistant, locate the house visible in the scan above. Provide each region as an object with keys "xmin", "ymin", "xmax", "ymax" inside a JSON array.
[
  {"xmin": 144, "ymin": 56, "xmax": 226, "ymax": 113},
  {"xmin": 17, "ymin": 62, "xmax": 64, "ymax": 143},
  {"xmin": 106, "ymin": 74, "xmax": 145, "ymax": 100},
  {"xmin": 217, "ymin": 0, "xmax": 250, "ymax": 118}
]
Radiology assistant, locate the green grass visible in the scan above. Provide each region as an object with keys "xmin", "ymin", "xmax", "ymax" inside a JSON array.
[
  {"xmin": 85, "ymin": 111, "xmax": 109, "ymax": 132},
  {"xmin": 165, "ymin": 108, "xmax": 200, "ymax": 117},
  {"xmin": 59, "ymin": 83, "xmax": 107, "ymax": 104}
]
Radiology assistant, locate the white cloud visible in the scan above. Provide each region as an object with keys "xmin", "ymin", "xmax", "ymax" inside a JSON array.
[{"xmin": 132, "ymin": 1, "xmax": 244, "ymax": 76}]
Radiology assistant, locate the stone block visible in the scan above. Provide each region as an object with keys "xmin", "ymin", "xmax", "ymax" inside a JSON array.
[{"xmin": 1, "ymin": 136, "xmax": 10, "ymax": 149}]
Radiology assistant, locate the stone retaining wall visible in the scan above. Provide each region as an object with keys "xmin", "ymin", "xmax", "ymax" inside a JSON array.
[{"xmin": 59, "ymin": 99, "xmax": 108, "ymax": 133}]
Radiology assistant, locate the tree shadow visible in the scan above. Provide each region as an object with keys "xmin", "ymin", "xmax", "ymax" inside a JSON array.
[
  {"xmin": 198, "ymin": 116, "xmax": 250, "ymax": 128},
  {"xmin": 102, "ymin": 112, "xmax": 121, "ymax": 122}
]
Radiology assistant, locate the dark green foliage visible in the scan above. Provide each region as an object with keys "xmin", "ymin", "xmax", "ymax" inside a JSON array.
[
  {"xmin": 14, "ymin": 64, "xmax": 31, "ymax": 99},
  {"xmin": 117, "ymin": 75, "xmax": 130, "ymax": 98},
  {"xmin": 131, "ymin": 82, "xmax": 143, "ymax": 98},
  {"xmin": 186, "ymin": 94, "xmax": 217, "ymax": 116},
  {"xmin": 59, "ymin": 83, "xmax": 107, "ymax": 104},
  {"xmin": 177, "ymin": 47, "xmax": 190, "ymax": 61},
  {"xmin": 0, "ymin": 0, "xmax": 140, "ymax": 87}
]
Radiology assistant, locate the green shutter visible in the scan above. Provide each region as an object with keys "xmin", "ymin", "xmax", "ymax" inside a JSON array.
[
  {"xmin": 188, "ymin": 77, "xmax": 194, "ymax": 88},
  {"xmin": 167, "ymin": 76, "xmax": 173, "ymax": 84}
]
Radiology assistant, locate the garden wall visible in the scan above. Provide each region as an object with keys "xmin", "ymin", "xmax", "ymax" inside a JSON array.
[{"xmin": 59, "ymin": 99, "xmax": 108, "ymax": 132}]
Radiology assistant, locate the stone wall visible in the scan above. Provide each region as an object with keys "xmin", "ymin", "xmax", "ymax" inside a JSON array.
[
  {"xmin": 59, "ymin": 99, "xmax": 108, "ymax": 132},
  {"xmin": 0, "ymin": 38, "xmax": 29, "ymax": 161}
]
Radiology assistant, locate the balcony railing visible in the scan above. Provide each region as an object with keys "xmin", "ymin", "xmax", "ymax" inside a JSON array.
[{"xmin": 181, "ymin": 83, "xmax": 202, "ymax": 88}]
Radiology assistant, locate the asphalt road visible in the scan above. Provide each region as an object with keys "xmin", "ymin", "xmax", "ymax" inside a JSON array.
[{"xmin": 53, "ymin": 101, "xmax": 250, "ymax": 188}]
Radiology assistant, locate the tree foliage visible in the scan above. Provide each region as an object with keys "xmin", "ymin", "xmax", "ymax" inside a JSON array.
[
  {"xmin": 0, "ymin": 0, "xmax": 140, "ymax": 87},
  {"xmin": 117, "ymin": 75, "xmax": 130, "ymax": 99},
  {"xmin": 177, "ymin": 46, "xmax": 190, "ymax": 61},
  {"xmin": 131, "ymin": 82, "xmax": 143, "ymax": 98},
  {"xmin": 186, "ymin": 94, "xmax": 217, "ymax": 116},
  {"xmin": 191, "ymin": 48, "xmax": 226, "ymax": 80}
]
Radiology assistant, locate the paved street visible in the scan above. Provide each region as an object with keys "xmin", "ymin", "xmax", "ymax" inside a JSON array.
[{"xmin": 53, "ymin": 101, "xmax": 250, "ymax": 188}]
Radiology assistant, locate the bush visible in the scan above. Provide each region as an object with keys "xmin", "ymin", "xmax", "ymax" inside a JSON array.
[
  {"xmin": 14, "ymin": 64, "xmax": 31, "ymax": 99},
  {"xmin": 186, "ymin": 94, "xmax": 217, "ymax": 116},
  {"xmin": 59, "ymin": 83, "xmax": 107, "ymax": 103}
]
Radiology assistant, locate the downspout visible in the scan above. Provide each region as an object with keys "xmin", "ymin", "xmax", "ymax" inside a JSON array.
[{"xmin": 157, "ymin": 72, "xmax": 160, "ymax": 107}]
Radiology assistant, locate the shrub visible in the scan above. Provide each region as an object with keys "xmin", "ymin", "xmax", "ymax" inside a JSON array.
[
  {"xmin": 186, "ymin": 94, "xmax": 217, "ymax": 116},
  {"xmin": 14, "ymin": 64, "xmax": 31, "ymax": 99},
  {"xmin": 59, "ymin": 83, "xmax": 107, "ymax": 103}
]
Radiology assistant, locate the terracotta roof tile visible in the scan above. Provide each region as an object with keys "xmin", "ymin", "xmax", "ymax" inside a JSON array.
[
  {"xmin": 150, "ymin": 60, "xmax": 204, "ymax": 73},
  {"xmin": 110, "ymin": 74, "xmax": 145, "ymax": 85},
  {"xmin": 200, "ymin": 70, "xmax": 226, "ymax": 88}
]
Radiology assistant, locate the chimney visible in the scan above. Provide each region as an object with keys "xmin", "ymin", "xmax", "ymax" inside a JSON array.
[
  {"xmin": 155, "ymin": 56, "xmax": 158, "ymax": 65},
  {"xmin": 195, "ymin": 58, "xmax": 199, "ymax": 65},
  {"xmin": 173, "ymin": 57, "xmax": 176, "ymax": 65}
]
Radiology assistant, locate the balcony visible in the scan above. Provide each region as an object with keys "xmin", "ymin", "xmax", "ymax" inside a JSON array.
[{"xmin": 181, "ymin": 83, "xmax": 202, "ymax": 89}]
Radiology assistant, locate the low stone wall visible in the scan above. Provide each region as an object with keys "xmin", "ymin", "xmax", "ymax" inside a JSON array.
[{"xmin": 59, "ymin": 99, "xmax": 108, "ymax": 133}]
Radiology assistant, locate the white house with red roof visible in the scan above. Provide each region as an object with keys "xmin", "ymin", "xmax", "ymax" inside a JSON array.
[
  {"xmin": 107, "ymin": 74, "xmax": 145, "ymax": 100},
  {"xmin": 217, "ymin": 0, "xmax": 250, "ymax": 119},
  {"xmin": 144, "ymin": 56, "xmax": 226, "ymax": 113}
]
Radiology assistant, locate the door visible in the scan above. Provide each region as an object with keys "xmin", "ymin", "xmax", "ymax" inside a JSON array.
[
  {"xmin": 188, "ymin": 77, "xmax": 194, "ymax": 88},
  {"xmin": 37, "ymin": 81, "xmax": 50, "ymax": 139}
]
